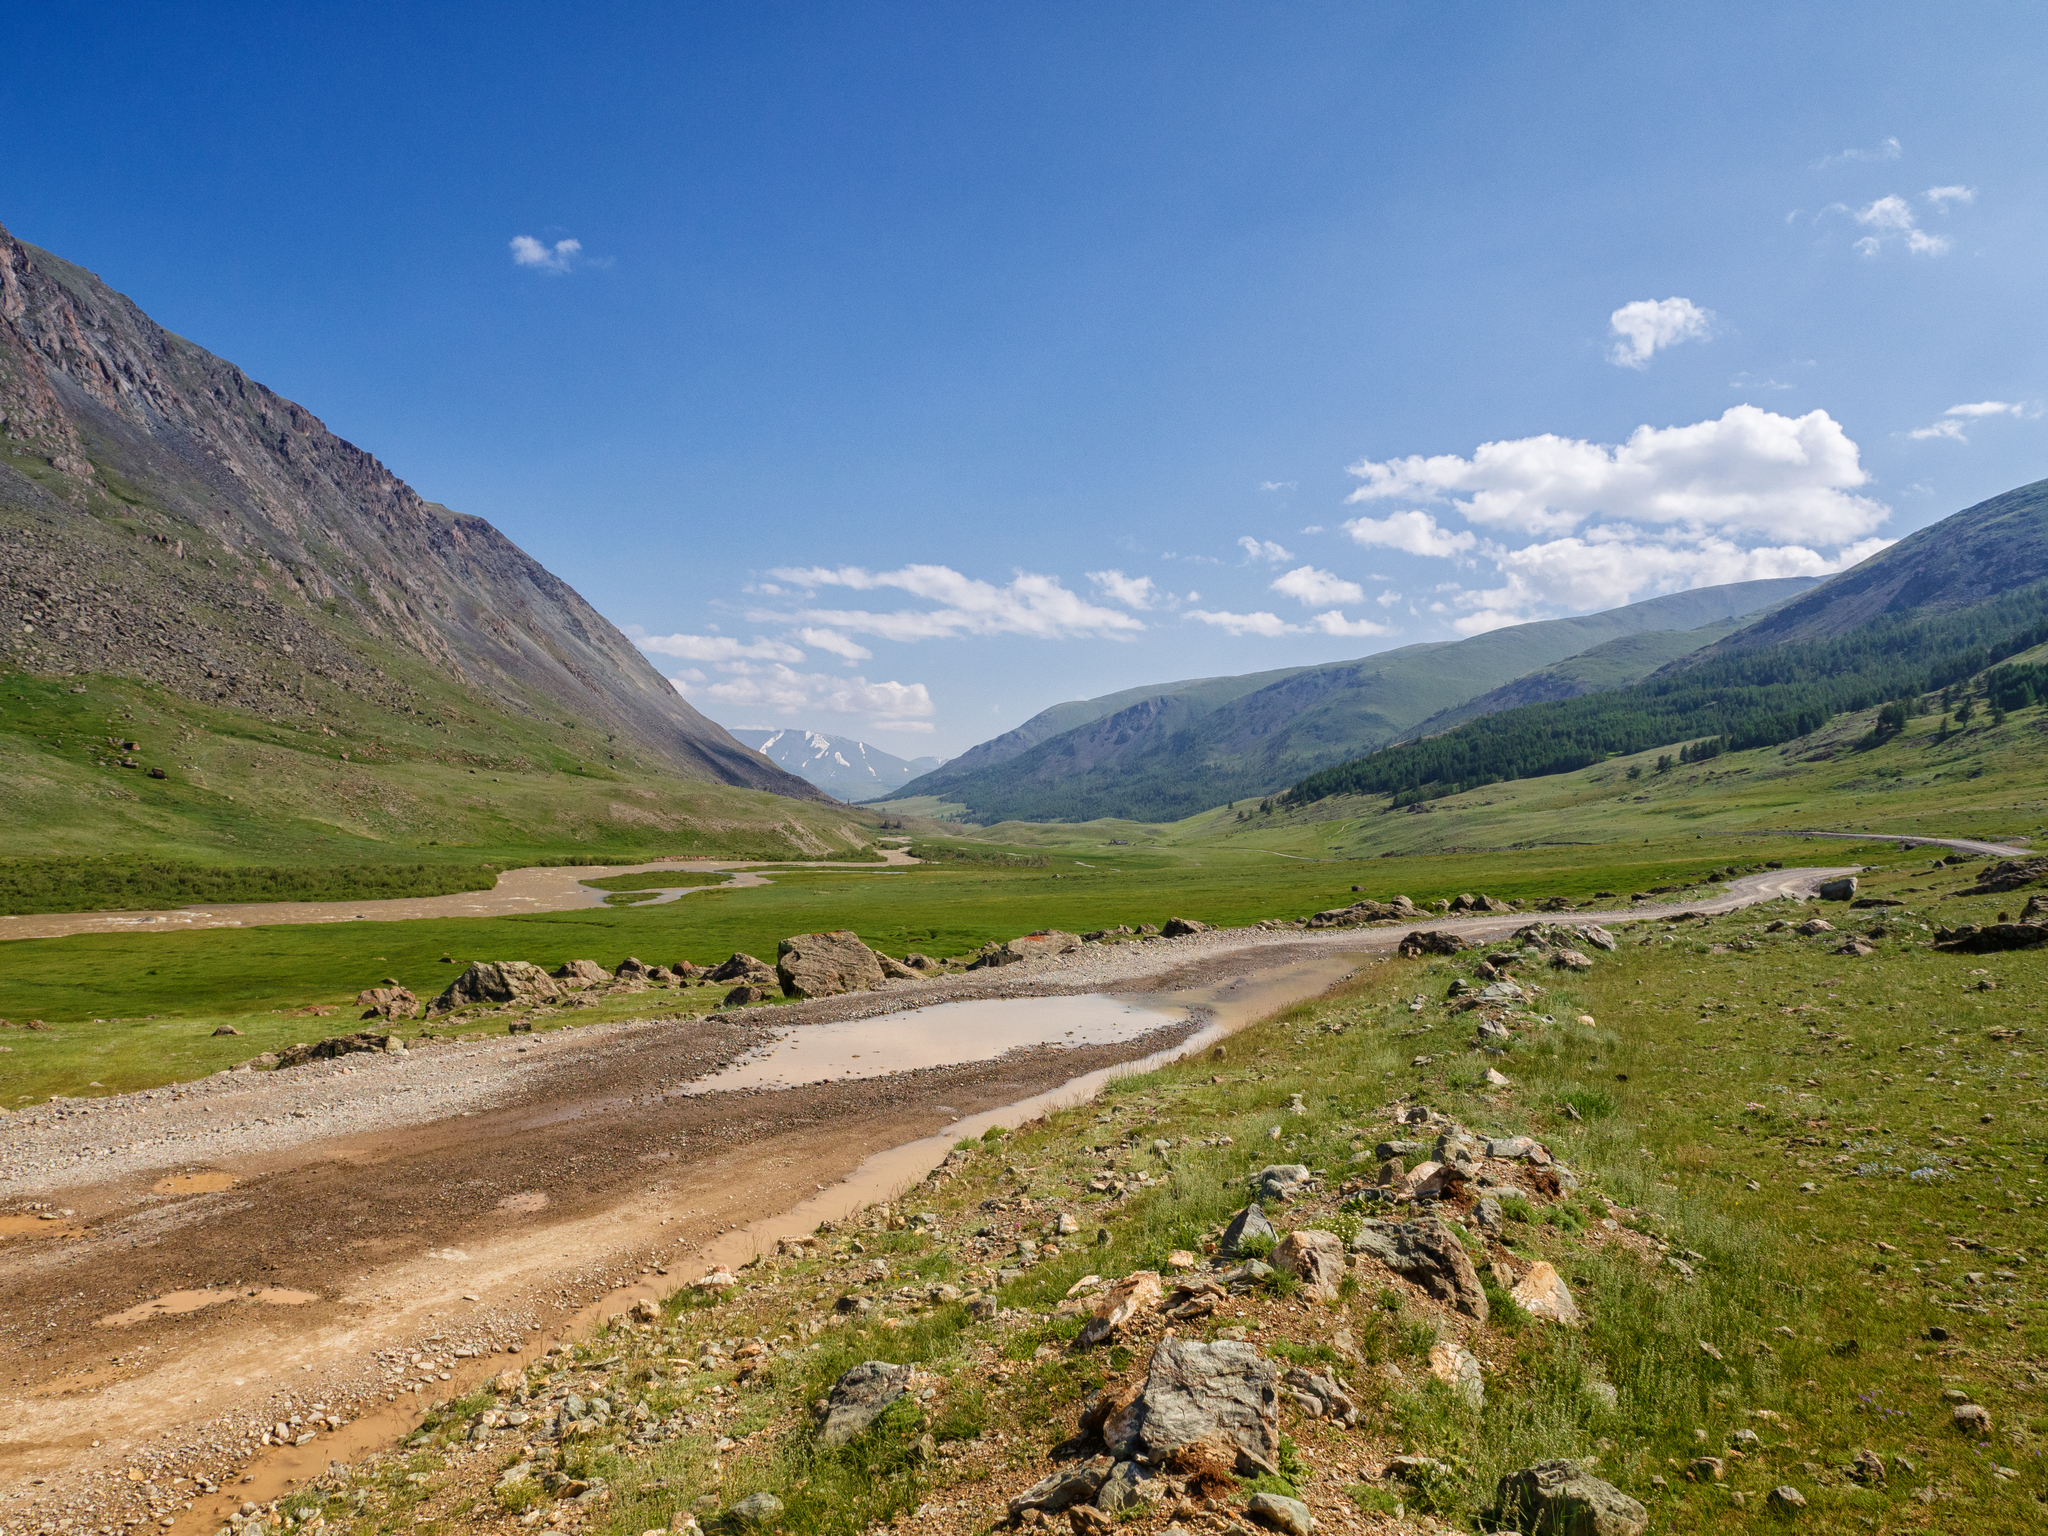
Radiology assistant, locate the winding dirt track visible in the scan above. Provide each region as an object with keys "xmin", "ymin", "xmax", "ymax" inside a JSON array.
[{"xmin": 0, "ymin": 865, "xmax": 1860, "ymax": 1534}]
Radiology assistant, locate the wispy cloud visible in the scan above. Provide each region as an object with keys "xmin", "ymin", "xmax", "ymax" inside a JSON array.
[
  {"xmin": 1237, "ymin": 536, "xmax": 1293, "ymax": 564},
  {"xmin": 795, "ymin": 628, "xmax": 872, "ymax": 661},
  {"xmin": 1812, "ymin": 136, "xmax": 1901, "ymax": 170},
  {"xmin": 1184, "ymin": 608, "xmax": 1293, "ymax": 638},
  {"xmin": 1607, "ymin": 297, "xmax": 1713, "ymax": 369},
  {"xmin": 1087, "ymin": 569, "xmax": 1159, "ymax": 610},
  {"xmin": 1925, "ymin": 185, "xmax": 1976, "ymax": 207},
  {"xmin": 761, "ymin": 564, "xmax": 1143, "ymax": 643},
  {"xmin": 1269, "ymin": 565, "xmax": 1364, "ymax": 607},
  {"xmin": 1908, "ymin": 400, "xmax": 2029, "ymax": 441},
  {"xmin": 510, "ymin": 235, "xmax": 584, "ymax": 274},
  {"xmin": 636, "ymin": 632, "xmax": 805, "ymax": 663},
  {"xmin": 1258, "ymin": 480, "xmax": 1297, "ymax": 492}
]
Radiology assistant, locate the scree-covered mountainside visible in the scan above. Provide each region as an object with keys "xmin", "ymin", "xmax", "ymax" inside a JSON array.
[{"xmin": 0, "ymin": 222, "xmax": 815, "ymax": 800}]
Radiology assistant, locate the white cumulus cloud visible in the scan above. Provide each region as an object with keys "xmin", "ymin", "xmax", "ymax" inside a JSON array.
[
  {"xmin": 671, "ymin": 662, "xmax": 935, "ymax": 724},
  {"xmin": 636, "ymin": 632, "xmax": 806, "ymax": 663},
  {"xmin": 1344, "ymin": 405, "xmax": 1884, "ymax": 543},
  {"xmin": 1185, "ymin": 609, "xmax": 1294, "ymax": 638},
  {"xmin": 1306, "ymin": 610, "xmax": 1392, "ymax": 637},
  {"xmin": 1342, "ymin": 509, "xmax": 1478, "ymax": 558},
  {"xmin": 1852, "ymin": 195, "xmax": 1950, "ymax": 257},
  {"xmin": 1269, "ymin": 565, "xmax": 1365, "ymax": 607},
  {"xmin": 1607, "ymin": 297, "xmax": 1713, "ymax": 368},
  {"xmin": 762, "ymin": 564, "xmax": 1143, "ymax": 643},
  {"xmin": 510, "ymin": 235, "xmax": 583, "ymax": 274},
  {"xmin": 1237, "ymin": 536, "xmax": 1293, "ymax": 563},
  {"xmin": 1087, "ymin": 569, "xmax": 1159, "ymax": 609}
]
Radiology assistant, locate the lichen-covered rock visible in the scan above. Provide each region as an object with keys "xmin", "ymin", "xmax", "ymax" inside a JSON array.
[
  {"xmin": 1493, "ymin": 1460, "xmax": 1647, "ymax": 1536},
  {"xmin": 776, "ymin": 930, "xmax": 885, "ymax": 998},
  {"xmin": 1102, "ymin": 1339, "xmax": 1281, "ymax": 1475},
  {"xmin": 818, "ymin": 1360, "xmax": 912, "ymax": 1446}
]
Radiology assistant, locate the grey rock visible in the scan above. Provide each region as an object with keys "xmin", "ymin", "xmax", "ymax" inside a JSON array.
[
  {"xmin": 705, "ymin": 952, "xmax": 777, "ymax": 985},
  {"xmin": 1245, "ymin": 1492, "xmax": 1315, "ymax": 1536},
  {"xmin": 1219, "ymin": 1204, "xmax": 1277, "ymax": 1256},
  {"xmin": 1093, "ymin": 1461, "xmax": 1163, "ymax": 1513},
  {"xmin": 817, "ymin": 1360, "xmax": 912, "ymax": 1447},
  {"xmin": 1102, "ymin": 1339, "xmax": 1282, "ymax": 1475},
  {"xmin": 969, "ymin": 930, "xmax": 1085, "ymax": 969},
  {"xmin": 1252, "ymin": 1164, "xmax": 1314, "ymax": 1201},
  {"xmin": 1007, "ymin": 1457, "xmax": 1113, "ymax": 1516},
  {"xmin": 1281, "ymin": 1367, "xmax": 1358, "ymax": 1426},
  {"xmin": 1375, "ymin": 1140, "xmax": 1424, "ymax": 1161},
  {"xmin": 1817, "ymin": 876, "xmax": 1858, "ymax": 901},
  {"xmin": 430, "ymin": 960, "xmax": 561, "ymax": 1013},
  {"xmin": 1349, "ymin": 1218, "xmax": 1489, "ymax": 1322},
  {"xmin": 1768, "ymin": 1485, "xmax": 1807, "ymax": 1513},
  {"xmin": 1494, "ymin": 1460, "xmax": 1648, "ymax": 1536},
  {"xmin": 1475, "ymin": 1196, "xmax": 1504, "ymax": 1235}
]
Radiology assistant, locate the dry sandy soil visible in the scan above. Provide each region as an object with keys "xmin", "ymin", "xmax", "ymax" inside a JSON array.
[{"xmin": 0, "ymin": 868, "xmax": 1852, "ymax": 1536}]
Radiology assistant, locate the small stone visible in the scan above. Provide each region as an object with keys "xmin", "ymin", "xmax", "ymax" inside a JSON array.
[
  {"xmin": 1055, "ymin": 1212, "xmax": 1081, "ymax": 1236},
  {"xmin": 1952, "ymin": 1403, "xmax": 1991, "ymax": 1435},
  {"xmin": 1510, "ymin": 1261, "xmax": 1581, "ymax": 1326},
  {"xmin": 1244, "ymin": 1492, "xmax": 1314, "ymax": 1536},
  {"xmin": 1767, "ymin": 1485, "xmax": 1806, "ymax": 1513},
  {"xmin": 1218, "ymin": 1204, "xmax": 1276, "ymax": 1257},
  {"xmin": 1689, "ymin": 1457, "xmax": 1724, "ymax": 1483}
]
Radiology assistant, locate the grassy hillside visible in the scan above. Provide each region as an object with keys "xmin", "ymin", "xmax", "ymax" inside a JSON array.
[
  {"xmin": 0, "ymin": 667, "xmax": 881, "ymax": 912},
  {"xmin": 889, "ymin": 579, "xmax": 1818, "ymax": 824}
]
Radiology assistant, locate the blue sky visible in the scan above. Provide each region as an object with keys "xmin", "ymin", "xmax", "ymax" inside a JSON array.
[{"xmin": 8, "ymin": 3, "xmax": 2046, "ymax": 756}]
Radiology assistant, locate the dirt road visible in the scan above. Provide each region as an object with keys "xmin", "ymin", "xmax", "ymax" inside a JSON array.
[{"xmin": 0, "ymin": 867, "xmax": 1852, "ymax": 1536}]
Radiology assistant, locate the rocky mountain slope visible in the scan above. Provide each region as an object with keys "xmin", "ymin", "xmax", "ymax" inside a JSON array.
[
  {"xmin": 0, "ymin": 221, "xmax": 815, "ymax": 801},
  {"xmin": 884, "ymin": 578, "xmax": 1816, "ymax": 823},
  {"xmin": 728, "ymin": 728, "xmax": 941, "ymax": 802}
]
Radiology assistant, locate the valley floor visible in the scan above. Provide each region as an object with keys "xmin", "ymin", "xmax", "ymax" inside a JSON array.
[{"xmin": 1, "ymin": 870, "xmax": 1865, "ymax": 1536}]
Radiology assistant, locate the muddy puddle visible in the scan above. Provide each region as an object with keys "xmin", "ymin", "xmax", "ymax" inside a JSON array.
[
  {"xmin": 97, "ymin": 1288, "xmax": 318, "ymax": 1328},
  {"xmin": 0, "ymin": 1214, "xmax": 83, "ymax": 1239},
  {"xmin": 677, "ymin": 994, "xmax": 1187, "ymax": 1095}
]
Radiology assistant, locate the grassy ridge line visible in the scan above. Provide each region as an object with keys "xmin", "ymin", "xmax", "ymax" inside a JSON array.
[
  {"xmin": 0, "ymin": 836, "xmax": 1923, "ymax": 1102},
  {"xmin": 303, "ymin": 857, "xmax": 2042, "ymax": 1536},
  {"xmin": 0, "ymin": 857, "xmax": 502, "ymax": 916},
  {"xmin": 0, "ymin": 672, "xmax": 880, "ymax": 879}
]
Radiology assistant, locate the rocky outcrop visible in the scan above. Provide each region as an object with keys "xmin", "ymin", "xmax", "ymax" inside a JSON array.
[
  {"xmin": 1349, "ymin": 1218, "xmax": 1489, "ymax": 1321},
  {"xmin": 430, "ymin": 961, "xmax": 560, "ymax": 1013},
  {"xmin": 705, "ymin": 953, "xmax": 777, "ymax": 986},
  {"xmin": 354, "ymin": 984, "xmax": 418, "ymax": 1020},
  {"xmin": 1102, "ymin": 1339, "xmax": 1281, "ymax": 1475},
  {"xmin": 1949, "ymin": 857, "xmax": 2048, "ymax": 895},
  {"xmin": 1493, "ymin": 1460, "xmax": 1647, "ymax": 1536},
  {"xmin": 776, "ymin": 931, "xmax": 885, "ymax": 998},
  {"xmin": 1161, "ymin": 917, "xmax": 1210, "ymax": 937},
  {"xmin": 1934, "ymin": 921, "xmax": 2048, "ymax": 953},
  {"xmin": 551, "ymin": 960, "xmax": 611, "ymax": 988},
  {"xmin": 1305, "ymin": 895, "xmax": 1416, "ymax": 928},
  {"xmin": 274, "ymin": 1030, "xmax": 404, "ymax": 1068},
  {"xmin": 968, "ymin": 930, "xmax": 1084, "ymax": 969}
]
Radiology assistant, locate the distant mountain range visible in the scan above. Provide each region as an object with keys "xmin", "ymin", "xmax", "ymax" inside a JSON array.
[
  {"xmin": 1287, "ymin": 478, "xmax": 2048, "ymax": 811},
  {"xmin": 883, "ymin": 577, "xmax": 1818, "ymax": 823},
  {"xmin": 730, "ymin": 729, "xmax": 943, "ymax": 802}
]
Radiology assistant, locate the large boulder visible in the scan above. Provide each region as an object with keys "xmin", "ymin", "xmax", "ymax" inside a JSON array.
[
  {"xmin": 355, "ymin": 985, "xmax": 419, "ymax": 1020},
  {"xmin": 817, "ymin": 1360, "xmax": 911, "ymax": 1447},
  {"xmin": 1103, "ymin": 1339, "xmax": 1281, "ymax": 1475},
  {"xmin": 431, "ymin": 961, "xmax": 560, "ymax": 1013},
  {"xmin": 776, "ymin": 931, "xmax": 885, "ymax": 998},
  {"xmin": 1934, "ymin": 921, "xmax": 2048, "ymax": 954},
  {"xmin": 1817, "ymin": 876, "xmax": 1858, "ymax": 901},
  {"xmin": 1161, "ymin": 917, "xmax": 1211, "ymax": 937},
  {"xmin": 1272, "ymin": 1230, "xmax": 1346, "ymax": 1301},
  {"xmin": 1349, "ymin": 1218, "xmax": 1489, "ymax": 1322},
  {"xmin": 1493, "ymin": 1460, "xmax": 1647, "ymax": 1536},
  {"xmin": 705, "ymin": 952, "xmax": 777, "ymax": 985},
  {"xmin": 968, "ymin": 930, "xmax": 1085, "ymax": 969}
]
